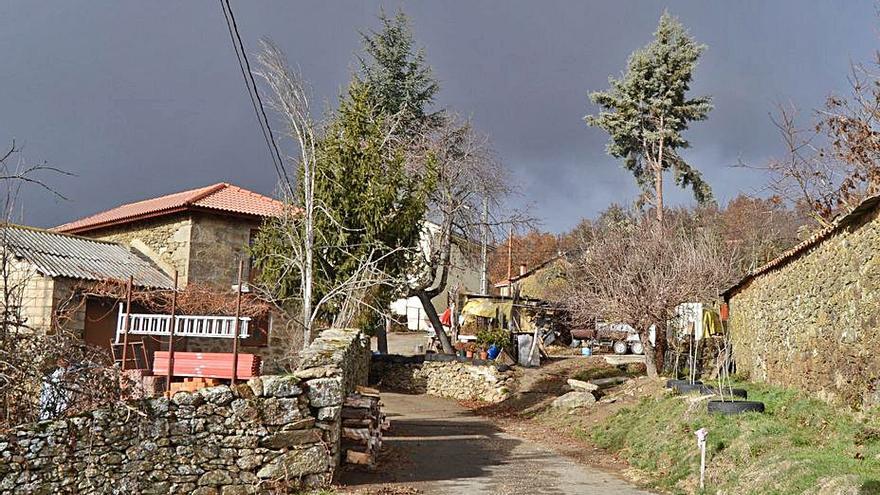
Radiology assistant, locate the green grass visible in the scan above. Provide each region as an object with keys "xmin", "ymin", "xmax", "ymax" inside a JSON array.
[{"xmin": 589, "ymin": 382, "xmax": 880, "ymax": 494}]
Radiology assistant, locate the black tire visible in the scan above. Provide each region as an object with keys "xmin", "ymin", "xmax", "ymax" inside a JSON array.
[
  {"xmin": 673, "ymin": 383, "xmax": 705, "ymax": 394},
  {"xmin": 701, "ymin": 386, "xmax": 747, "ymax": 399},
  {"xmin": 665, "ymin": 379, "xmax": 702, "ymax": 389},
  {"xmin": 707, "ymin": 400, "xmax": 765, "ymax": 415}
]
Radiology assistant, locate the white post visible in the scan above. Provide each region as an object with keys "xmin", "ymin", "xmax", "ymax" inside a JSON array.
[{"xmin": 695, "ymin": 427, "xmax": 708, "ymax": 490}]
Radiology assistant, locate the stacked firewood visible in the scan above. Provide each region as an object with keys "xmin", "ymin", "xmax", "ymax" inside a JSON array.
[{"xmin": 341, "ymin": 386, "xmax": 388, "ymax": 467}]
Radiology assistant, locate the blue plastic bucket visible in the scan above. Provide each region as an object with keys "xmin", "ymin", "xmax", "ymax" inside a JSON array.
[
  {"xmin": 487, "ymin": 344, "xmax": 500, "ymax": 360},
  {"xmin": 581, "ymin": 347, "xmax": 592, "ymax": 356}
]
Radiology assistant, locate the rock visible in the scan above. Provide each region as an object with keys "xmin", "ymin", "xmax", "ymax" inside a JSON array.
[
  {"xmin": 259, "ymin": 429, "xmax": 322, "ymax": 449},
  {"xmin": 235, "ymin": 454, "xmax": 263, "ymax": 471},
  {"xmin": 306, "ymin": 377, "xmax": 343, "ymax": 407},
  {"xmin": 261, "ymin": 398, "xmax": 302, "ymax": 425},
  {"xmin": 256, "ymin": 446, "xmax": 328, "ymax": 479},
  {"xmin": 262, "ymin": 376, "xmax": 302, "ymax": 398},
  {"xmin": 567, "ymin": 379, "xmax": 599, "ymax": 392},
  {"xmin": 221, "ymin": 486, "xmax": 254, "ymax": 495},
  {"xmin": 590, "ymin": 376, "xmax": 628, "ymax": 388},
  {"xmin": 317, "ymin": 406, "xmax": 341, "ymax": 421},
  {"xmin": 246, "ymin": 378, "xmax": 264, "ymax": 397},
  {"xmin": 172, "ymin": 391, "xmax": 204, "ymax": 407},
  {"xmin": 198, "ymin": 470, "xmax": 233, "ymax": 486},
  {"xmin": 552, "ymin": 391, "xmax": 597, "ymax": 410},
  {"xmin": 281, "ymin": 418, "xmax": 316, "ymax": 431},
  {"xmin": 200, "ymin": 386, "xmax": 234, "ymax": 406}
]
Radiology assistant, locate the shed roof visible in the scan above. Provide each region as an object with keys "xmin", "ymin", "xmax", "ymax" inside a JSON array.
[
  {"xmin": 723, "ymin": 194, "xmax": 880, "ymax": 298},
  {"xmin": 54, "ymin": 182, "xmax": 283, "ymax": 234},
  {"xmin": 1, "ymin": 225, "xmax": 174, "ymax": 288}
]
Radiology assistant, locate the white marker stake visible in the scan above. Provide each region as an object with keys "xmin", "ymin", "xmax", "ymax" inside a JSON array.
[{"xmin": 695, "ymin": 428, "xmax": 708, "ymax": 490}]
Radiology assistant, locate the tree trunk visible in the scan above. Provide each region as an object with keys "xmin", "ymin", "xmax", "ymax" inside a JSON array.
[
  {"xmin": 640, "ymin": 330, "xmax": 659, "ymax": 379},
  {"xmin": 377, "ymin": 316, "xmax": 389, "ymax": 354},
  {"xmin": 655, "ymin": 125, "xmax": 665, "ymax": 222},
  {"xmin": 654, "ymin": 168, "xmax": 664, "ymax": 222},
  {"xmin": 415, "ymin": 290, "xmax": 455, "ymax": 354}
]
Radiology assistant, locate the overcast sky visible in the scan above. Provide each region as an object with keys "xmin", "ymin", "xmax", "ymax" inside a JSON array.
[{"xmin": 1, "ymin": 1, "xmax": 877, "ymax": 232}]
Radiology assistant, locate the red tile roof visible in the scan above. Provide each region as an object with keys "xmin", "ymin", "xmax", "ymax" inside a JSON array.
[{"xmin": 55, "ymin": 183, "xmax": 283, "ymax": 234}]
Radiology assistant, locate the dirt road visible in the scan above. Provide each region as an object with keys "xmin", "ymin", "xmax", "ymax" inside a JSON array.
[{"xmin": 338, "ymin": 392, "xmax": 652, "ymax": 495}]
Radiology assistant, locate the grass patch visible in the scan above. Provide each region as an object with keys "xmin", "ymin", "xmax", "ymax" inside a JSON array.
[{"xmin": 589, "ymin": 382, "xmax": 880, "ymax": 494}]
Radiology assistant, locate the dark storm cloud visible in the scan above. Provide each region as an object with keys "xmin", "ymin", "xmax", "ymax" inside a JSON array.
[{"xmin": 1, "ymin": 1, "xmax": 876, "ymax": 232}]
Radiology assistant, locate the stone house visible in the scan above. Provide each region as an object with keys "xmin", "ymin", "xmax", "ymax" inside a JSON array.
[
  {"xmin": 48, "ymin": 182, "xmax": 298, "ymax": 372},
  {"xmin": 723, "ymin": 195, "xmax": 880, "ymax": 406}
]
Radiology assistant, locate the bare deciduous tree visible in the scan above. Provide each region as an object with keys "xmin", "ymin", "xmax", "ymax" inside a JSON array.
[
  {"xmin": 0, "ymin": 142, "xmax": 125, "ymax": 429},
  {"xmin": 759, "ymin": 58, "xmax": 880, "ymax": 227},
  {"xmin": 254, "ymin": 40, "xmax": 319, "ymax": 346},
  {"xmin": 565, "ymin": 211, "xmax": 736, "ymax": 378},
  {"xmin": 254, "ymin": 41, "xmax": 421, "ymax": 349},
  {"xmin": 406, "ymin": 116, "xmax": 530, "ymax": 353}
]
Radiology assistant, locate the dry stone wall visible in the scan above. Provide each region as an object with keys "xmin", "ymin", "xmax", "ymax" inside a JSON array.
[
  {"xmin": 90, "ymin": 214, "xmax": 193, "ymax": 286},
  {"xmin": 371, "ymin": 354, "xmax": 514, "ymax": 403},
  {"xmin": 0, "ymin": 328, "xmax": 369, "ymax": 494},
  {"xmin": 728, "ymin": 207, "xmax": 880, "ymax": 407}
]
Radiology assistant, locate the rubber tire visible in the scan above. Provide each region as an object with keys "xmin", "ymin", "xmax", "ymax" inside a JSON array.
[
  {"xmin": 701, "ymin": 386, "xmax": 747, "ymax": 399},
  {"xmin": 629, "ymin": 341, "xmax": 644, "ymax": 355},
  {"xmin": 665, "ymin": 379, "xmax": 702, "ymax": 389},
  {"xmin": 612, "ymin": 340, "xmax": 629, "ymax": 355},
  {"xmin": 707, "ymin": 400, "xmax": 765, "ymax": 415},
  {"xmin": 673, "ymin": 383, "xmax": 705, "ymax": 394}
]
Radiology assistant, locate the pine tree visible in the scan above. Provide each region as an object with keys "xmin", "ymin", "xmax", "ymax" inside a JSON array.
[
  {"xmin": 359, "ymin": 9, "xmax": 442, "ymax": 135},
  {"xmin": 312, "ymin": 81, "xmax": 429, "ymax": 315},
  {"xmin": 587, "ymin": 12, "xmax": 713, "ymax": 221}
]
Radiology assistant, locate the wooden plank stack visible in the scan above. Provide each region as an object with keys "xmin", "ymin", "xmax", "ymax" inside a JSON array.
[
  {"xmin": 153, "ymin": 351, "xmax": 261, "ymax": 380},
  {"xmin": 341, "ymin": 385, "xmax": 389, "ymax": 467},
  {"xmin": 169, "ymin": 377, "xmax": 222, "ymax": 394}
]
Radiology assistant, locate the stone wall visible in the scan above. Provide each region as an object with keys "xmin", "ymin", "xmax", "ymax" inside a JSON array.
[
  {"xmin": 371, "ymin": 354, "xmax": 514, "ymax": 403},
  {"xmin": 188, "ymin": 212, "xmax": 260, "ymax": 289},
  {"xmin": 91, "ymin": 214, "xmax": 193, "ymax": 285},
  {"xmin": 0, "ymin": 328, "xmax": 370, "ymax": 494},
  {"xmin": 728, "ymin": 206, "xmax": 880, "ymax": 407}
]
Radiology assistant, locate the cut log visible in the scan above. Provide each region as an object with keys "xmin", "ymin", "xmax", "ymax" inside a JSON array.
[
  {"xmin": 344, "ymin": 395, "xmax": 379, "ymax": 409},
  {"xmin": 342, "ymin": 427, "xmax": 373, "ymax": 442},
  {"xmin": 342, "ymin": 408, "xmax": 372, "ymax": 420},
  {"xmin": 346, "ymin": 450, "xmax": 373, "ymax": 465},
  {"xmin": 356, "ymin": 385, "xmax": 380, "ymax": 397}
]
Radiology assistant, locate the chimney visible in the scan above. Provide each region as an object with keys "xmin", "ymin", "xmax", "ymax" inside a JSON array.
[{"xmin": 519, "ymin": 264, "xmax": 526, "ymax": 276}]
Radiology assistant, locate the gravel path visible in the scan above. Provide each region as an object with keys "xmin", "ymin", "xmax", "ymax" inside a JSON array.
[{"xmin": 338, "ymin": 392, "xmax": 653, "ymax": 495}]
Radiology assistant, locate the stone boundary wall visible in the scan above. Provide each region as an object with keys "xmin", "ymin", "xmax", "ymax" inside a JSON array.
[
  {"xmin": 728, "ymin": 206, "xmax": 880, "ymax": 407},
  {"xmin": 0, "ymin": 328, "xmax": 369, "ymax": 494},
  {"xmin": 371, "ymin": 354, "xmax": 514, "ymax": 403}
]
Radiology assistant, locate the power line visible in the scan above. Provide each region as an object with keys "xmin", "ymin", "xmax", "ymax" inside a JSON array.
[{"xmin": 218, "ymin": 0, "xmax": 292, "ymax": 190}]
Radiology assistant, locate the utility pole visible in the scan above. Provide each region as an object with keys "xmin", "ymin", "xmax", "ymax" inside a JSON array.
[
  {"xmin": 479, "ymin": 196, "xmax": 489, "ymax": 295},
  {"xmin": 506, "ymin": 226, "xmax": 513, "ymax": 282}
]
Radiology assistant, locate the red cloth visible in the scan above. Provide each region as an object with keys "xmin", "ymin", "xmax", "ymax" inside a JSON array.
[{"xmin": 439, "ymin": 307, "xmax": 452, "ymax": 327}]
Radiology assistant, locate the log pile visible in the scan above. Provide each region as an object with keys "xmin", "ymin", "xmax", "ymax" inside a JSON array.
[{"xmin": 341, "ymin": 386, "xmax": 388, "ymax": 467}]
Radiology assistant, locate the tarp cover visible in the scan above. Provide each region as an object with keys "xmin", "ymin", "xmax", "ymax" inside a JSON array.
[{"xmin": 462, "ymin": 299, "xmax": 512, "ymax": 319}]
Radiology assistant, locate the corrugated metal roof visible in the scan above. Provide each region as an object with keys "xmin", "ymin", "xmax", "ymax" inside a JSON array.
[
  {"xmin": 723, "ymin": 194, "xmax": 880, "ymax": 298},
  {"xmin": 54, "ymin": 182, "xmax": 283, "ymax": 234},
  {"xmin": 1, "ymin": 225, "xmax": 173, "ymax": 288}
]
